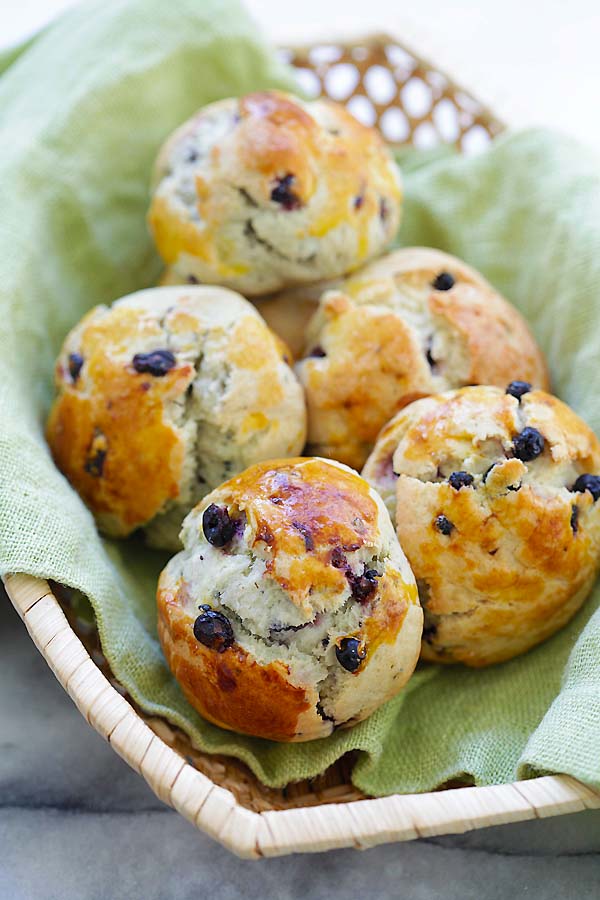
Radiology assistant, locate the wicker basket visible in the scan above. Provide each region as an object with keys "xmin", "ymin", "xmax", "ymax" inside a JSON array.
[{"xmin": 4, "ymin": 36, "xmax": 600, "ymax": 858}]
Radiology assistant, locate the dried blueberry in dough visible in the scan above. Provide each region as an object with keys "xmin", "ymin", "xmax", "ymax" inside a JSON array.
[
  {"xmin": 448, "ymin": 471, "xmax": 474, "ymax": 490},
  {"xmin": 512, "ymin": 427, "xmax": 545, "ymax": 461},
  {"xmin": 157, "ymin": 458, "xmax": 422, "ymax": 741},
  {"xmin": 434, "ymin": 515, "xmax": 454, "ymax": 535},
  {"xmin": 506, "ymin": 380, "xmax": 532, "ymax": 401},
  {"xmin": 132, "ymin": 349, "xmax": 176, "ymax": 376},
  {"xmin": 432, "ymin": 271, "xmax": 455, "ymax": 291},
  {"xmin": 148, "ymin": 91, "xmax": 402, "ymax": 296},
  {"xmin": 68, "ymin": 352, "xmax": 84, "ymax": 382},
  {"xmin": 202, "ymin": 504, "xmax": 236, "ymax": 547},
  {"xmin": 270, "ymin": 174, "xmax": 301, "ymax": 211},
  {"xmin": 572, "ymin": 473, "xmax": 600, "ymax": 501},
  {"xmin": 193, "ymin": 606, "xmax": 234, "ymax": 652},
  {"xmin": 335, "ymin": 637, "xmax": 366, "ymax": 673}
]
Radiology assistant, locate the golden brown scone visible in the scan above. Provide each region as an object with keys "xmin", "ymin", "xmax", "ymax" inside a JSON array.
[
  {"xmin": 148, "ymin": 91, "xmax": 402, "ymax": 296},
  {"xmin": 295, "ymin": 247, "xmax": 550, "ymax": 470},
  {"xmin": 364, "ymin": 385, "xmax": 600, "ymax": 667},
  {"xmin": 159, "ymin": 266, "xmax": 326, "ymax": 360},
  {"xmin": 157, "ymin": 457, "xmax": 422, "ymax": 741},
  {"xmin": 47, "ymin": 286, "xmax": 306, "ymax": 550}
]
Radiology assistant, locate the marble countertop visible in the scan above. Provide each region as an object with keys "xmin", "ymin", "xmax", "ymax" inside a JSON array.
[{"xmin": 2, "ymin": 589, "xmax": 600, "ymax": 899}]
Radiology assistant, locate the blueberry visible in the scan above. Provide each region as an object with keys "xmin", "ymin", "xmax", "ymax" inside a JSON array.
[
  {"xmin": 132, "ymin": 349, "xmax": 176, "ymax": 377},
  {"xmin": 434, "ymin": 515, "xmax": 454, "ymax": 535},
  {"xmin": 202, "ymin": 504, "xmax": 235, "ymax": 547},
  {"xmin": 448, "ymin": 471, "xmax": 474, "ymax": 490},
  {"xmin": 354, "ymin": 194, "xmax": 364, "ymax": 210},
  {"xmin": 432, "ymin": 271, "xmax": 455, "ymax": 291},
  {"xmin": 193, "ymin": 607, "xmax": 234, "ymax": 653},
  {"xmin": 187, "ymin": 274, "xmax": 199, "ymax": 284},
  {"xmin": 84, "ymin": 448, "xmax": 106, "ymax": 478},
  {"xmin": 292, "ymin": 520, "xmax": 314, "ymax": 551},
  {"xmin": 347, "ymin": 566, "xmax": 379, "ymax": 603},
  {"xmin": 570, "ymin": 505, "xmax": 579, "ymax": 535},
  {"xmin": 506, "ymin": 381, "xmax": 532, "ymax": 401},
  {"xmin": 84, "ymin": 431, "xmax": 107, "ymax": 478},
  {"xmin": 571, "ymin": 474, "xmax": 600, "ymax": 502},
  {"xmin": 422, "ymin": 622, "xmax": 438, "ymax": 643},
  {"xmin": 68, "ymin": 352, "xmax": 84, "ymax": 382},
  {"xmin": 270, "ymin": 174, "xmax": 301, "ymax": 210},
  {"xmin": 308, "ymin": 346, "xmax": 326, "ymax": 358},
  {"xmin": 330, "ymin": 547, "xmax": 346, "ymax": 568},
  {"xmin": 335, "ymin": 637, "xmax": 366, "ymax": 673},
  {"xmin": 512, "ymin": 427, "xmax": 545, "ymax": 462}
]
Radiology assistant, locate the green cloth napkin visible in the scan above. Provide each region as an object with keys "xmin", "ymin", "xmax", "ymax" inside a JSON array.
[{"xmin": 3, "ymin": 0, "xmax": 600, "ymax": 796}]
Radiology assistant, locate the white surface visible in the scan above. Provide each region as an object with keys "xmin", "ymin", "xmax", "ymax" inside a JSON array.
[{"xmin": 3, "ymin": 0, "xmax": 600, "ymax": 150}]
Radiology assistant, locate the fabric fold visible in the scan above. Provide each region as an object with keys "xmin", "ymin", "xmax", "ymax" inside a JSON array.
[{"xmin": 2, "ymin": 0, "xmax": 600, "ymax": 795}]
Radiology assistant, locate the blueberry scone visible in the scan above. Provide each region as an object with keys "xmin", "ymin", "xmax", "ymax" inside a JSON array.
[
  {"xmin": 295, "ymin": 247, "xmax": 550, "ymax": 469},
  {"xmin": 148, "ymin": 91, "xmax": 402, "ymax": 296},
  {"xmin": 365, "ymin": 384, "xmax": 600, "ymax": 666},
  {"xmin": 47, "ymin": 286, "xmax": 306, "ymax": 550},
  {"xmin": 157, "ymin": 457, "xmax": 422, "ymax": 741}
]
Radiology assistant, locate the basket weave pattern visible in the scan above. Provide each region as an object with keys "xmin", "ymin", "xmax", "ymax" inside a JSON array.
[
  {"xmin": 280, "ymin": 36, "xmax": 503, "ymax": 152},
  {"xmin": 4, "ymin": 37, "xmax": 600, "ymax": 857}
]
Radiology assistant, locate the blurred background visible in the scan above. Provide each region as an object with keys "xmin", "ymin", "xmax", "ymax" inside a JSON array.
[{"xmin": 3, "ymin": 0, "xmax": 600, "ymax": 150}]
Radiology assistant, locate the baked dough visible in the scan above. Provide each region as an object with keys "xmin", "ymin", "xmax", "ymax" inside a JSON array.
[
  {"xmin": 157, "ymin": 457, "xmax": 422, "ymax": 740},
  {"xmin": 148, "ymin": 91, "xmax": 402, "ymax": 295},
  {"xmin": 47, "ymin": 286, "xmax": 306, "ymax": 549},
  {"xmin": 365, "ymin": 385, "xmax": 600, "ymax": 666},
  {"xmin": 296, "ymin": 247, "xmax": 550, "ymax": 469}
]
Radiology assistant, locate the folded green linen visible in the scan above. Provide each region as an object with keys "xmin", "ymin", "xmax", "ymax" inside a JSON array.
[{"xmin": 2, "ymin": 0, "xmax": 600, "ymax": 795}]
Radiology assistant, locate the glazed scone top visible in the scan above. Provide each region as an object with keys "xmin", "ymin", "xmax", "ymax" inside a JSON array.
[
  {"xmin": 148, "ymin": 91, "xmax": 402, "ymax": 295},
  {"xmin": 296, "ymin": 247, "xmax": 550, "ymax": 469},
  {"xmin": 365, "ymin": 382, "xmax": 600, "ymax": 519},
  {"xmin": 47, "ymin": 286, "xmax": 306, "ymax": 547},
  {"xmin": 178, "ymin": 458, "xmax": 418, "ymax": 625},
  {"xmin": 365, "ymin": 385, "xmax": 600, "ymax": 666},
  {"xmin": 157, "ymin": 458, "xmax": 422, "ymax": 740}
]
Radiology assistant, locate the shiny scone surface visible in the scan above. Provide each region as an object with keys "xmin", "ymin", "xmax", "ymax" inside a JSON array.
[
  {"xmin": 148, "ymin": 91, "xmax": 402, "ymax": 295},
  {"xmin": 364, "ymin": 385, "xmax": 600, "ymax": 666},
  {"xmin": 296, "ymin": 247, "xmax": 550, "ymax": 470},
  {"xmin": 158, "ymin": 458, "xmax": 422, "ymax": 741},
  {"xmin": 47, "ymin": 286, "xmax": 306, "ymax": 549}
]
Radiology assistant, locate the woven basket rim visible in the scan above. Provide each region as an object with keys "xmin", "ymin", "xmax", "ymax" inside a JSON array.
[
  {"xmin": 5, "ymin": 573, "xmax": 600, "ymax": 857},
  {"xmin": 282, "ymin": 30, "xmax": 505, "ymax": 141}
]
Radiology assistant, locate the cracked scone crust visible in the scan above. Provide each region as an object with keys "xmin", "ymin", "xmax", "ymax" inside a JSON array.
[
  {"xmin": 148, "ymin": 91, "xmax": 402, "ymax": 296},
  {"xmin": 365, "ymin": 385, "xmax": 600, "ymax": 667},
  {"xmin": 160, "ymin": 266, "xmax": 327, "ymax": 360},
  {"xmin": 295, "ymin": 247, "xmax": 550, "ymax": 470},
  {"xmin": 157, "ymin": 458, "xmax": 422, "ymax": 741},
  {"xmin": 46, "ymin": 286, "xmax": 306, "ymax": 549}
]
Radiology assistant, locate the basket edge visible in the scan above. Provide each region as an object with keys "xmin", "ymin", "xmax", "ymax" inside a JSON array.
[
  {"xmin": 286, "ymin": 29, "xmax": 506, "ymax": 140},
  {"xmin": 4, "ymin": 572, "xmax": 600, "ymax": 858}
]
